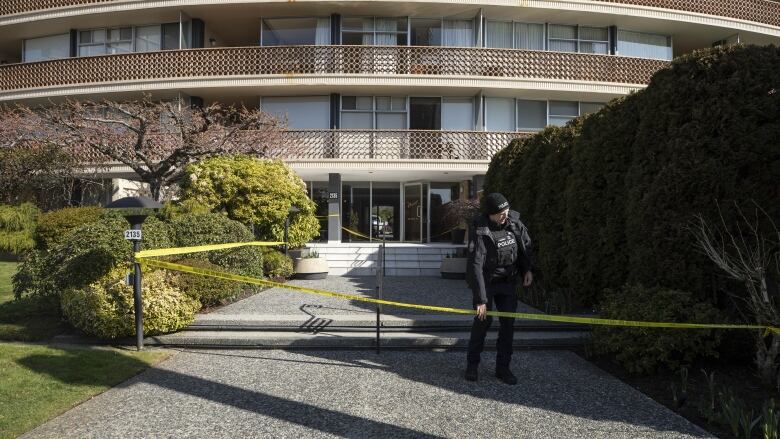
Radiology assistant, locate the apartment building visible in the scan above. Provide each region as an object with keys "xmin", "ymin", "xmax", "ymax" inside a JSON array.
[{"xmin": 1, "ymin": 1, "xmax": 778, "ymax": 270}]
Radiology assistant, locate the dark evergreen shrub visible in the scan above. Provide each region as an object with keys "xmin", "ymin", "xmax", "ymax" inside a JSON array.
[
  {"xmin": 625, "ymin": 45, "xmax": 780, "ymax": 298},
  {"xmin": 563, "ymin": 95, "xmax": 642, "ymax": 305},
  {"xmin": 592, "ymin": 285, "xmax": 722, "ymax": 374}
]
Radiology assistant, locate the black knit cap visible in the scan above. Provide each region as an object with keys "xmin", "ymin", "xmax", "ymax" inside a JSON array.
[{"xmin": 484, "ymin": 193, "xmax": 510, "ymax": 214}]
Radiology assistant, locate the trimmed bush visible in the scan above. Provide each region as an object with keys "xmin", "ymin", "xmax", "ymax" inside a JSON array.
[
  {"xmin": 484, "ymin": 45, "xmax": 780, "ymax": 308},
  {"xmin": 168, "ymin": 212, "xmax": 263, "ymax": 278},
  {"xmin": 592, "ymin": 285, "xmax": 722, "ymax": 374},
  {"xmin": 180, "ymin": 156, "xmax": 320, "ymax": 247},
  {"xmin": 35, "ymin": 206, "xmax": 103, "ymax": 250},
  {"xmin": 0, "ymin": 203, "xmax": 39, "ymax": 254},
  {"xmin": 169, "ymin": 258, "xmax": 243, "ymax": 307},
  {"xmin": 13, "ymin": 212, "xmax": 171, "ymax": 299},
  {"xmin": 61, "ymin": 268, "xmax": 199, "ymax": 339},
  {"xmin": 262, "ymin": 248, "xmax": 293, "ymax": 279},
  {"xmin": 562, "ymin": 95, "xmax": 641, "ymax": 305},
  {"xmin": 624, "ymin": 45, "xmax": 780, "ymax": 298}
]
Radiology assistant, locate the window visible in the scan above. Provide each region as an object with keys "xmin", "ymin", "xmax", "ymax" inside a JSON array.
[
  {"xmin": 579, "ymin": 26, "xmax": 609, "ymax": 54},
  {"xmin": 485, "ymin": 97, "xmax": 515, "ymax": 131},
  {"xmin": 341, "ymin": 96, "xmax": 407, "ymax": 129},
  {"xmin": 161, "ymin": 22, "xmax": 180, "ymax": 50},
  {"xmin": 580, "ymin": 102, "xmax": 605, "ymax": 116},
  {"xmin": 78, "ymin": 27, "xmax": 132, "ymax": 56},
  {"xmin": 23, "ymin": 33, "xmax": 70, "ymax": 62},
  {"xmin": 485, "ymin": 21, "xmax": 544, "ymax": 50},
  {"xmin": 261, "ymin": 18, "xmax": 330, "ymax": 46},
  {"xmin": 342, "ymin": 17, "xmax": 407, "ymax": 46},
  {"xmin": 549, "ymin": 24, "xmax": 608, "ymax": 54},
  {"xmin": 411, "ymin": 19, "xmax": 441, "ymax": 46},
  {"xmin": 410, "ymin": 19, "xmax": 475, "ymax": 47},
  {"xmin": 618, "ymin": 29, "xmax": 672, "ymax": 60},
  {"xmin": 548, "ymin": 100, "xmax": 579, "ymax": 126},
  {"xmin": 483, "ymin": 98, "xmax": 606, "ymax": 130},
  {"xmin": 516, "ymin": 100, "xmax": 547, "ymax": 130},
  {"xmin": 261, "ymin": 96, "xmax": 330, "ymax": 129},
  {"xmin": 135, "ymin": 25, "xmax": 161, "ymax": 52}
]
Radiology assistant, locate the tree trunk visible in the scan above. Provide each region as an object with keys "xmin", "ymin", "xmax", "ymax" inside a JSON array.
[
  {"xmin": 756, "ymin": 332, "xmax": 780, "ymax": 387},
  {"xmin": 149, "ymin": 181, "xmax": 163, "ymax": 202}
]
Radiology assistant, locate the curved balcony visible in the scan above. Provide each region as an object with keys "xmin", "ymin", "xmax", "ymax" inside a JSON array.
[
  {"xmin": 0, "ymin": 45, "xmax": 667, "ymax": 95},
  {"xmin": 1, "ymin": 0, "xmax": 779, "ymax": 28},
  {"xmin": 271, "ymin": 129, "xmax": 531, "ymax": 161}
]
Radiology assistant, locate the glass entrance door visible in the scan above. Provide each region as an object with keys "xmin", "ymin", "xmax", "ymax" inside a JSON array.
[{"xmin": 404, "ymin": 183, "xmax": 423, "ymax": 242}]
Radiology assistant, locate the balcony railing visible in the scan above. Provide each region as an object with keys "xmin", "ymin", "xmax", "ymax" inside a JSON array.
[
  {"xmin": 269, "ymin": 130, "xmax": 532, "ymax": 161},
  {"xmin": 0, "ymin": 45, "xmax": 668, "ymax": 92},
  {"xmin": 2, "ymin": 0, "xmax": 779, "ymax": 27}
]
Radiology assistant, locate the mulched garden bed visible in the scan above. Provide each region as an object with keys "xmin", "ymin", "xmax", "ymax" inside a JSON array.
[{"xmin": 580, "ymin": 350, "xmax": 778, "ymax": 439}]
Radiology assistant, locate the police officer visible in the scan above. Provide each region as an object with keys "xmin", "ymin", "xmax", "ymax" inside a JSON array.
[{"xmin": 465, "ymin": 192, "xmax": 533, "ymax": 384}]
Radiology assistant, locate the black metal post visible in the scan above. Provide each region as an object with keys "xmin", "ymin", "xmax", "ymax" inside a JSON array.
[
  {"xmin": 284, "ymin": 215, "xmax": 290, "ymax": 256},
  {"xmin": 132, "ymin": 223, "xmax": 143, "ymax": 351},
  {"xmin": 375, "ymin": 242, "xmax": 384, "ymax": 354}
]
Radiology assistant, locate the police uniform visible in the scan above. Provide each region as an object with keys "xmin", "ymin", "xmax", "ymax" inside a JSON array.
[{"xmin": 465, "ymin": 193, "xmax": 533, "ymax": 384}]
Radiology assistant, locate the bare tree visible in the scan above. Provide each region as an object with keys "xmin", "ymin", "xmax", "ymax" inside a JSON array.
[
  {"xmin": 35, "ymin": 95, "xmax": 286, "ymax": 201},
  {"xmin": 691, "ymin": 202, "xmax": 780, "ymax": 387},
  {"xmin": 0, "ymin": 105, "xmax": 83, "ymax": 208}
]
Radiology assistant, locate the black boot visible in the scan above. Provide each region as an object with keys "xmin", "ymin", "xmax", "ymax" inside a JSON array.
[
  {"xmin": 495, "ymin": 366, "xmax": 517, "ymax": 385},
  {"xmin": 465, "ymin": 363, "xmax": 478, "ymax": 382}
]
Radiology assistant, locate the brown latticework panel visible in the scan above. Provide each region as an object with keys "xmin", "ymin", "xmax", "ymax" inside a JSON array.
[
  {"xmin": 1, "ymin": 0, "xmax": 122, "ymax": 16},
  {"xmin": 0, "ymin": 46, "xmax": 668, "ymax": 92},
  {"xmin": 269, "ymin": 130, "xmax": 532, "ymax": 160},
  {"xmin": 596, "ymin": 0, "xmax": 780, "ymax": 27},
  {"xmin": 2, "ymin": 0, "xmax": 779, "ymax": 27}
]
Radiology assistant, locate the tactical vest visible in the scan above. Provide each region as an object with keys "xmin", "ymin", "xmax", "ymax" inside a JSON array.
[{"xmin": 491, "ymin": 228, "xmax": 518, "ymax": 268}]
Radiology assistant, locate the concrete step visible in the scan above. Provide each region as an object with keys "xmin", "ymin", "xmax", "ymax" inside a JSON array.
[
  {"xmin": 190, "ymin": 313, "xmax": 590, "ymax": 332},
  {"xmin": 144, "ymin": 330, "xmax": 590, "ymax": 349}
]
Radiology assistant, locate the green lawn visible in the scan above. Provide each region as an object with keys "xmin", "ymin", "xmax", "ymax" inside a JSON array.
[
  {"xmin": 0, "ymin": 343, "xmax": 170, "ymax": 439},
  {"xmin": 0, "ymin": 262, "xmax": 16, "ymax": 304},
  {"xmin": 0, "ymin": 262, "xmax": 65, "ymax": 342}
]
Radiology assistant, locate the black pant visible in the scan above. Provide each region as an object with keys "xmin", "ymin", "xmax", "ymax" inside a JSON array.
[{"xmin": 467, "ymin": 281, "xmax": 518, "ymax": 368}]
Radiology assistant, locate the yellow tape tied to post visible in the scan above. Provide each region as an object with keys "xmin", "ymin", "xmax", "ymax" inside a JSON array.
[{"xmin": 134, "ymin": 241, "xmax": 780, "ymax": 335}]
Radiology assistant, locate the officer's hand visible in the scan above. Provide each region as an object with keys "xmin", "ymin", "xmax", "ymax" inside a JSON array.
[
  {"xmin": 476, "ymin": 304, "xmax": 487, "ymax": 321},
  {"xmin": 523, "ymin": 271, "xmax": 534, "ymax": 287}
]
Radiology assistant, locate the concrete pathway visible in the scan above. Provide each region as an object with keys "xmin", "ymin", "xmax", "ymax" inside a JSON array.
[{"xmin": 21, "ymin": 349, "xmax": 712, "ymax": 439}]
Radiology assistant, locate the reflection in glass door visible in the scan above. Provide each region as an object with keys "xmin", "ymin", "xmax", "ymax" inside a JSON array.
[{"xmin": 404, "ymin": 183, "xmax": 423, "ymax": 242}]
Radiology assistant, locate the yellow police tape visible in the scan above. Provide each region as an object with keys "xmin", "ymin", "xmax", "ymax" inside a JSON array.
[
  {"xmin": 135, "ymin": 241, "xmax": 285, "ymax": 259},
  {"xmin": 133, "ymin": 241, "xmax": 780, "ymax": 335}
]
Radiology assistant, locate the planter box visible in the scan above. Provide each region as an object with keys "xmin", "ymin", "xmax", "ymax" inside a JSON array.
[
  {"xmin": 293, "ymin": 257, "xmax": 329, "ymax": 280},
  {"xmin": 440, "ymin": 257, "xmax": 467, "ymax": 280}
]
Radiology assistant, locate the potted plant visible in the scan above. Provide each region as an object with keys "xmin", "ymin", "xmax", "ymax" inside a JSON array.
[
  {"xmin": 440, "ymin": 248, "xmax": 468, "ymax": 279},
  {"xmin": 441, "ymin": 198, "xmax": 480, "ymax": 245},
  {"xmin": 293, "ymin": 250, "xmax": 329, "ymax": 280}
]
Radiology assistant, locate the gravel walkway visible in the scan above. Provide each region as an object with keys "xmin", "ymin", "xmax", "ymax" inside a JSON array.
[
  {"xmin": 215, "ymin": 276, "xmax": 538, "ymax": 317},
  {"xmin": 21, "ymin": 349, "xmax": 712, "ymax": 439}
]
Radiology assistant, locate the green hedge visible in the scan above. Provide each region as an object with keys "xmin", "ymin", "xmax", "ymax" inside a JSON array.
[
  {"xmin": 61, "ymin": 268, "xmax": 199, "ymax": 339},
  {"xmin": 14, "ymin": 212, "xmax": 171, "ymax": 299},
  {"xmin": 0, "ymin": 203, "xmax": 39, "ymax": 254},
  {"xmin": 592, "ymin": 285, "xmax": 722, "ymax": 373},
  {"xmin": 261, "ymin": 248, "xmax": 293, "ymax": 279},
  {"xmin": 168, "ymin": 212, "xmax": 263, "ymax": 278},
  {"xmin": 484, "ymin": 44, "xmax": 780, "ymax": 307},
  {"xmin": 624, "ymin": 45, "xmax": 780, "ymax": 298},
  {"xmin": 169, "ymin": 258, "xmax": 243, "ymax": 307},
  {"xmin": 35, "ymin": 206, "xmax": 104, "ymax": 250}
]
